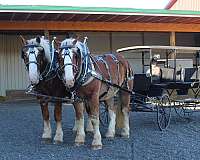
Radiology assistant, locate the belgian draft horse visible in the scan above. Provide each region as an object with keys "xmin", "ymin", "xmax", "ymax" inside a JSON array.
[
  {"xmin": 58, "ymin": 37, "xmax": 133, "ymax": 149},
  {"xmin": 20, "ymin": 36, "xmax": 71, "ymax": 144}
]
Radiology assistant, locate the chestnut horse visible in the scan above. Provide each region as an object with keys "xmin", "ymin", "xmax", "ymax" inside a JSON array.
[
  {"xmin": 58, "ymin": 37, "xmax": 133, "ymax": 150},
  {"xmin": 20, "ymin": 36, "xmax": 71, "ymax": 144}
]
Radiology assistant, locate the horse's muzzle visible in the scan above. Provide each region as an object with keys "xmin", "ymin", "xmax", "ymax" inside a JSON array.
[
  {"xmin": 65, "ymin": 79, "xmax": 75, "ymax": 88},
  {"xmin": 30, "ymin": 78, "xmax": 39, "ymax": 85}
]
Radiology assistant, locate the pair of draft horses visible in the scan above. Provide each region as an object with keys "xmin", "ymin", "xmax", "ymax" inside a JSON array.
[{"xmin": 20, "ymin": 34, "xmax": 133, "ymax": 150}]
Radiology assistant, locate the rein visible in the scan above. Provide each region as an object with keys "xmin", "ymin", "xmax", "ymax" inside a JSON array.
[
  {"xmin": 25, "ymin": 85, "xmax": 73, "ymax": 103},
  {"xmin": 89, "ymin": 69, "xmax": 135, "ymax": 95}
]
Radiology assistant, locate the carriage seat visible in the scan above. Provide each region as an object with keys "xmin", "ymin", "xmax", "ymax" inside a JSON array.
[
  {"xmin": 160, "ymin": 67, "xmax": 200, "ymax": 83},
  {"xmin": 182, "ymin": 67, "xmax": 200, "ymax": 82},
  {"xmin": 160, "ymin": 68, "xmax": 175, "ymax": 82},
  {"xmin": 133, "ymin": 74, "xmax": 151, "ymax": 91}
]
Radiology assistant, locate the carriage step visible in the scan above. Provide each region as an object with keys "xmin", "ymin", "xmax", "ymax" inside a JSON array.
[
  {"xmin": 131, "ymin": 104, "xmax": 155, "ymax": 112},
  {"xmin": 175, "ymin": 98, "xmax": 200, "ymax": 104}
]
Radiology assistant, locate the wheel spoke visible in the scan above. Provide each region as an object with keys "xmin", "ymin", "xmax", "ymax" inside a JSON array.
[{"xmin": 157, "ymin": 92, "xmax": 171, "ymax": 131}]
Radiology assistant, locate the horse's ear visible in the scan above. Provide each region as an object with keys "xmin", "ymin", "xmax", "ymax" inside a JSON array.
[
  {"xmin": 72, "ymin": 39, "xmax": 77, "ymax": 46},
  {"xmin": 19, "ymin": 35, "xmax": 27, "ymax": 45},
  {"xmin": 36, "ymin": 36, "xmax": 41, "ymax": 44}
]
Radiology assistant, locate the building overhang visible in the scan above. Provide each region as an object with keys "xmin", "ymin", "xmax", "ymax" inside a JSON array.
[{"xmin": 0, "ymin": 5, "xmax": 200, "ymax": 32}]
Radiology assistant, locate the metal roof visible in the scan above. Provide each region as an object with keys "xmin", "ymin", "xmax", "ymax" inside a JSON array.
[{"xmin": 1, "ymin": 5, "xmax": 200, "ymax": 24}]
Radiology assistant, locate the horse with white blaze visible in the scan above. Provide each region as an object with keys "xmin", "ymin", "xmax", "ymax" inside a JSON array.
[
  {"xmin": 58, "ymin": 35, "xmax": 133, "ymax": 150},
  {"xmin": 20, "ymin": 36, "xmax": 71, "ymax": 144}
]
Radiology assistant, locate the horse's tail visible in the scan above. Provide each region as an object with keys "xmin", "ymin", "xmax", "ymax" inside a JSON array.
[{"xmin": 116, "ymin": 99, "xmax": 125, "ymax": 129}]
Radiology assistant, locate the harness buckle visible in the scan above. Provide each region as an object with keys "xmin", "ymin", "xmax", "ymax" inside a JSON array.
[{"xmin": 25, "ymin": 84, "xmax": 35, "ymax": 94}]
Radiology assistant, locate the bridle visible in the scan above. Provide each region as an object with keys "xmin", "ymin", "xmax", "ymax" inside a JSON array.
[
  {"xmin": 21, "ymin": 44, "xmax": 44, "ymax": 71},
  {"xmin": 58, "ymin": 40, "xmax": 94, "ymax": 91},
  {"xmin": 58, "ymin": 45, "xmax": 79, "ymax": 78}
]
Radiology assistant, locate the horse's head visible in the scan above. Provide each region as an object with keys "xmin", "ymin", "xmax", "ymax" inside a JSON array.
[
  {"xmin": 58, "ymin": 37, "xmax": 81, "ymax": 88},
  {"xmin": 20, "ymin": 36, "xmax": 49, "ymax": 85}
]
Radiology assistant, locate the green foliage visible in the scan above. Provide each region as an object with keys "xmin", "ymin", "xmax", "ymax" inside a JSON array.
[{"xmin": 0, "ymin": 96, "xmax": 6, "ymax": 102}]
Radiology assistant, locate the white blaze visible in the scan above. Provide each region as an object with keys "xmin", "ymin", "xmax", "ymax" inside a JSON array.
[
  {"xmin": 63, "ymin": 49, "xmax": 74, "ymax": 86},
  {"xmin": 28, "ymin": 48, "xmax": 39, "ymax": 84}
]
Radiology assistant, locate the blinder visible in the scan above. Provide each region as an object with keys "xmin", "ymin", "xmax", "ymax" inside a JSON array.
[
  {"xmin": 21, "ymin": 44, "xmax": 45, "ymax": 70},
  {"xmin": 21, "ymin": 44, "xmax": 43, "ymax": 58},
  {"xmin": 59, "ymin": 46, "xmax": 79, "ymax": 72}
]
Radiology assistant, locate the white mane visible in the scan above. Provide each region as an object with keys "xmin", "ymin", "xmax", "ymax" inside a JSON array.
[
  {"xmin": 61, "ymin": 38, "xmax": 75, "ymax": 47},
  {"xmin": 27, "ymin": 37, "xmax": 51, "ymax": 62},
  {"xmin": 61, "ymin": 38, "xmax": 84, "ymax": 53}
]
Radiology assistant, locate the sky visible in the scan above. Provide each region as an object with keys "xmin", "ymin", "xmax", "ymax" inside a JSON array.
[{"xmin": 0, "ymin": 0, "xmax": 170, "ymax": 9}]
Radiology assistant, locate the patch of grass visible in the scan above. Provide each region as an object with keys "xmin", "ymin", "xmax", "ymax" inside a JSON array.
[{"xmin": 0, "ymin": 96, "xmax": 6, "ymax": 102}]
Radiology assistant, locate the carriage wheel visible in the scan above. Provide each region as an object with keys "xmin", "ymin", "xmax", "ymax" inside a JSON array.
[
  {"xmin": 157, "ymin": 94, "xmax": 171, "ymax": 131},
  {"xmin": 99, "ymin": 103, "xmax": 109, "ymax": 127}
]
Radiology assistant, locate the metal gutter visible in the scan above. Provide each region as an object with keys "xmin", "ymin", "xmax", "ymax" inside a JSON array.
[{"xmin": 0, "ymin": 5, "xmax": 200, "ymax": 16}]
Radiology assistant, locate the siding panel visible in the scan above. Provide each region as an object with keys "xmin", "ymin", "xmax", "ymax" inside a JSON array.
[
  {"xmin": 0, "ymin": 35, "xmax": 28, "ymax": 96},
  {"xmin": 171, "ymin": 0, "xmax": 200, "ymax": 11}
]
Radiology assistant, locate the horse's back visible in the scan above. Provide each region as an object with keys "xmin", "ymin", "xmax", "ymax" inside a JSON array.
[{"xmin": 94, "ymin": 53, "xmax": 132, "ymax": 82}]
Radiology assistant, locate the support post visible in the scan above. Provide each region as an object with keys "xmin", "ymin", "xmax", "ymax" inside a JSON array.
[
  {"xmin": 170, "ymin": 31, "xmax": 176, "ymax": 59},
  {"xmin": 170, "ymin": 31, "xmax": 176, "ymax": 46}
]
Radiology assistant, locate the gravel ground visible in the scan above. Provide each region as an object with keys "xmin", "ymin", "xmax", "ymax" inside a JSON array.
[{"xmin": 0, "ymin": 101, "xmax": 200, "ymax": 160}]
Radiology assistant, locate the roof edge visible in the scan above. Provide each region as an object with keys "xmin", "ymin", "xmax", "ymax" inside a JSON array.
[{"xmin": 0, "ymin": 5, "xmax": 200, "ymax": 16}]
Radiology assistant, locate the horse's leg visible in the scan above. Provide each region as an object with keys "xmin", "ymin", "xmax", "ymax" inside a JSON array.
[
  {"xmin": 74, "ymin": 102, "xmax": 85, "ymax": 146},
  {"xmin": 86, "ymin": 116, "xmax": 93, "ymax": 132},
  {"xmin": 88, "ymin": 96, "xmax": 102, "ymax": 150},
  {"xmin": 40, "ymin": 102, "xmax": 52, "ymax": 140},
  {"xmin": 85, "ymin": 102, "xmax": 93, "ymax": 132},
  {"xmin": 119, "ymin": 91, "xmax": 131, "ymax": 138},
  {"xmin": 104, "ymin": 98, "xmax": 116, "ymax": 138},
  {"xmin": 73, "ymin": 102, "xmax": 93, "ymax": 133},
  {"xmin": 53, "ymin": 102, "xmax": 63, "ymax": 144},
  {"xmin": 72, "ymin": 111, "xmax": 77, "ymax": 132}
]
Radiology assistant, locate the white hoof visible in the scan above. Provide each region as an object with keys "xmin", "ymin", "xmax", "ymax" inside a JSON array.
[
  {"xmin": 53, "ymin": 132, "xmax": 63, "ymax": 144},
  {"xmin": 92, "ymin": 145, "xmax": 102, "ymax": 150},
  {"xmin": 92, "ymin": 135, "xmax": 102, "ymax": 149},
  {"xmin": 120, "ymin": 129, "xmax": 129, "ymax": 138},
  {"xmin": 105, "ymin": 131, "xmax": 115, "ymax": 138},
  {"xmin": 75, "ymin": 134, "xmax": 85, "ymax": 146},
  {"xmin": 42, "ymin": 131, "xmax": 52, "ymax": 139}
]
